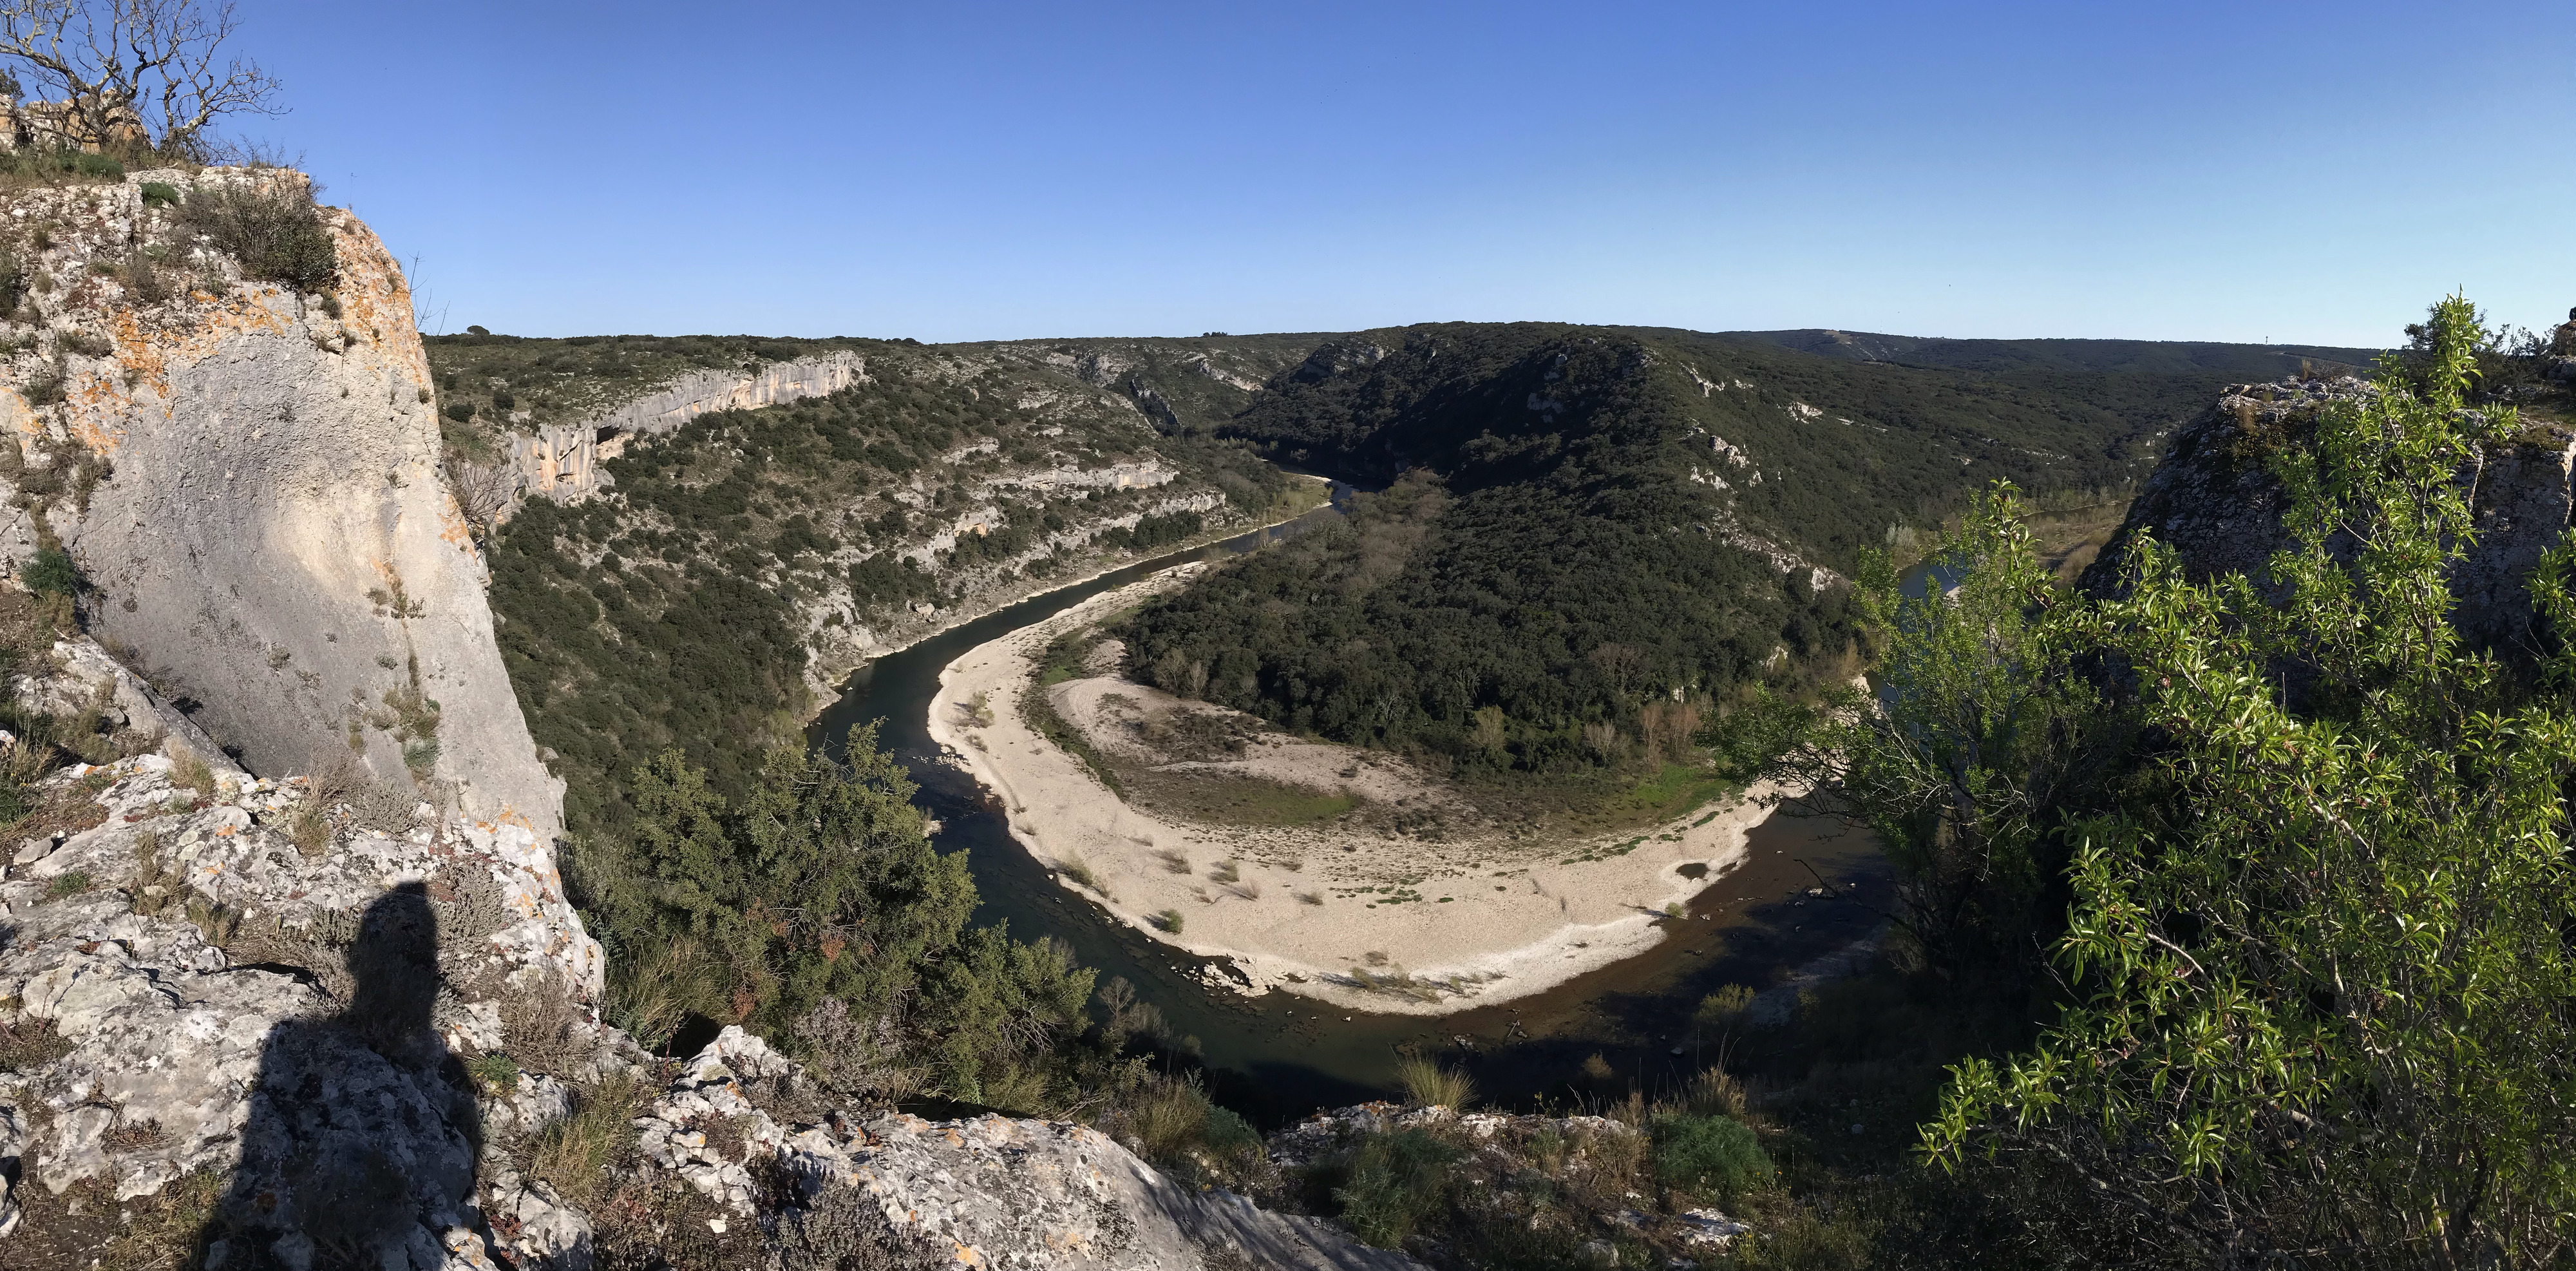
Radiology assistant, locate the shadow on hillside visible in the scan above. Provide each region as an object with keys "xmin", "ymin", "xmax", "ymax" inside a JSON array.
[{"xmin": 196, "ymin": 883, "xmax": 489, "ymax": 1270}]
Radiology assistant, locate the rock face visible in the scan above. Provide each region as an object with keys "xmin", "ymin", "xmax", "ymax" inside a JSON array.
[
  {"xmin": 0, "ymin": 172, "xmax": 1410, "ymax": 1271},
  {"xmin": 0, "ymin": 645, "xmax": 609, "ymax": 1268},
  {"xmin": 0, "ymin": 168, "xmax": 561, "ymax": 838},
  {"xmin": 632, "ymin": 1026, "xmax": 1419, "ymax": 1271},
  {"xmin": 514, "ymin": 352, "xmax": 869, "ymax": 499},
  {"xmin": 2081, "ymin": 376, "xmax": 2576, "ymax": 655}
]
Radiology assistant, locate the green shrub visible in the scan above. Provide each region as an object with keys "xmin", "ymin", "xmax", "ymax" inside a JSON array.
[
  {"xmin": 443, "ymin": 401, "xmax": 475, "ymax": 423},
  {"xmin": 72, "ymin": 153, "xmax": 121, "ymax": 180},
  {"xmin": 466, "ymin": 1051, "xmax": 520, "ymax": 1093},
  {"xmin": 1204, "ymin": 1104, "xmax": 1260, "ymax": 1154},
  {"xmin": 138, "ymin": 181, "xmax": 180, "ymax": 208},
  {"xmin": 22, "ymin": 546, "xmax": 81, "ymax": 597},
  {"xmin": 1150, "ymin": 908, "xmax": 1184, "ymax": 933},
  {"xmin": 178, "ymin": 182, "xmax": 337, "ymax": 292},
  {"xmin": 1653, "ymin": 1113, "xmax": 1771, "ymax": 1199},
  {"xmin": 1333, "ymin": 1129, "xmax": 1462, "ymax": 1247},
  {"xmin": 45, "ymin": 870, "xmax": 91, "ymax": 899}
]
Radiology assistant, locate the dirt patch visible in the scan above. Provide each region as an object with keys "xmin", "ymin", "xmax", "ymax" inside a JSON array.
[
  {"xmin": 1123, "ymin": 770, "xmax": 1355, "ymax": 828},
  {"xmin": 0, "ymin": 1167, "xmax": 223, "ymax": 1271}
]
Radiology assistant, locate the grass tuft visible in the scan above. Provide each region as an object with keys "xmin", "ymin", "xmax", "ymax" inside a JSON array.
[{"xmin": 1394, "ymin": 1054, "xmax": 1476, "ymax": 1110}]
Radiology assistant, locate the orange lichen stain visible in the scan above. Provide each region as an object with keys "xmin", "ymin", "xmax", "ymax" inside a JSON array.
[
  {"xmin": 325, "ymin": 214, "xmax": 433, "ymax": 386},
  {"xmin": 437, "ymin": 489, "xmax": 476, "ymax": 551},
  {"xmin": 213, "ymin": 825, "xmax": 235, "ymax": 837},
  {"xmin": 3, "ymin": 391, "xmax": 39, "ymax": 443}
]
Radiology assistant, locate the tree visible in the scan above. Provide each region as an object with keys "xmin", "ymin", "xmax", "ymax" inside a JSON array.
[
  {"xmin": 0, "ymin": 0, "xmax": 282, "ymax": 157},
  {"xmin": 1758, "ymin": 483, "xmax": 2114, "ymax": 979},
  {"xmin": 442, "ymin": 449, "xmax": 518, "ymax": 543},
  {"xmin": 1925, "ymin": 296, "xmax": 2576, "ymax": 1267}
]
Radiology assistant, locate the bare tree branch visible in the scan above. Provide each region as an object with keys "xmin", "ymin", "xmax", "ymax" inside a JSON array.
[
  {"xmin": 0, "ymin": 0, "xmax": 280, "ymax": 156},
  {"xmin": 442, "ymin": 449, "xmax": 520, "ymax": 543}
]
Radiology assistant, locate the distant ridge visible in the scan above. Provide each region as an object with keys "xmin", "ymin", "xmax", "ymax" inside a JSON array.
[{"xmin": 1679, "ymin": 328, "xmax": 2384, "ymax": 377}]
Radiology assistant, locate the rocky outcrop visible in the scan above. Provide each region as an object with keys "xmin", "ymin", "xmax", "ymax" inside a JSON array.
[
  {"xmin": 2081, "ymin": 376, "xmax": 2576, "ymax": 655},
  {"xmin": 630, "ymin": 1026, "xmax": 1419, "ymax": 1271},
  {"xmin": 0, "ymin": 168, "xmax": 561, "ymax": 837},
  {"xmin": 0, "ymin": 643, "xmax": 610, "ymax": 1268},
  {"xmin": 513, "ymin": 352, "xmax": 869, "ymax": 499}
]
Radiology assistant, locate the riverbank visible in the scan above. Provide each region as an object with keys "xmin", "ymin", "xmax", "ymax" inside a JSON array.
[
  {"xmin": 804, "ymin": 477, "xmax": 1336, "ymax": 718},
  {"xmin": 927, "ymin": 564, "xmax": 1790, "ymax": 1017}
]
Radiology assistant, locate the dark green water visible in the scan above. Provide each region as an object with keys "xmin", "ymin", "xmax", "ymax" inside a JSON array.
[{"xmin": 811, "ymin": 502, "xmax": 1889, "ymax": 1122}]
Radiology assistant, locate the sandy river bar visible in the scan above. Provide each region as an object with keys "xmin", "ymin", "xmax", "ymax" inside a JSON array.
[{"xmin": 926, "ymin": 563, "xmax": 1790, "ymax": 1016}]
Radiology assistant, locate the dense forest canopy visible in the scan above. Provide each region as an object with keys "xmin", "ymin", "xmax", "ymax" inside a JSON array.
[
  {"xmin": 1698, "ymin": 327, "xmax": 2380, "ymax": 376},
  {"xmin": 1734, "ymin": 298, "xmax": 2576, "ymax": 1264},
  {"xmin": 1115, "ymin": 321, "xmax": 2304, "ymax": 781}
]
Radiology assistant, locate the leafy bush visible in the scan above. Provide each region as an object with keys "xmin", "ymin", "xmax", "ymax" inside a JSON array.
[
  {"xmin": 138, "ymin": 181, "xmax": 179, "ymax": 207},
  {"xmin": 72, "ymin": 153, "xmax": 121, "ymax": 180},
  {"xmin": 1921, "ymin": 298, "xmax": 2576, "ymax": 1259},
  {"xmin": 21, "ymin": 546, "xmax": 80, "ymax": 596},
  {"xmin": 1652, "ymin": 1113, "xmax": 1771, "ymax": 1199},
  {"xmin": 766, "ymin": 1174, "xmax": 950, "ymax": 1271},
  {"xmin": 1333, "ymin": 1129, "xmax": 1463, "ymax": 1247},
  {"xmin": 465, "ymin": 1051, "xmax": 520, "ymax": 1093},
  {"xmin": 178, "ymin": 181, "xmax": 337, "ymax": 292}
]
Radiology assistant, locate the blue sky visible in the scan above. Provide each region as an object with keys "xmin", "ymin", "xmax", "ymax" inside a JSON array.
[{"xmin": 236, "ymin": 1, "xmax": 2570, "ymax": 346}]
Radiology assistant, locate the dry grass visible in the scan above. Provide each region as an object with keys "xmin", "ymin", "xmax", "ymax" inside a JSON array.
[
  {"xmin": 1394, "ymin": 1055, "xmax": 1476, "ymax": 1110},
  {"xmin": 168, "ymin": 742, "xmax": 216, "ymax": 798},
  {"xmin": 1055, "ymin": 853, "xmax": 1111, "ymax": 899},
  {"xmin": 525, "ymin": 1069, "xmax": 650, "ymax": 1210},
  {"xmin": 126, "ymin": 832, "xmax": 174, "ymax": 916},
  {"xmin": 1685, "ymin": 1066, "xmax": 1750, "ymax": 1119},
  {"xmin": 0, "ymin": 1016, "xmax": 72, "ymax": 1069},
  {"xmin": 2, "ymin": 1167, "xmax": 224, "ymax": 1271},
  {"xmin": 501, "ymin": 970, "xmax": 594, "ymax": 1080},
  {"xmin": 285, "ymin": 803, "xmax": 332, "ymax": 857},
  {"xmin": 607, "ymin": 938, "xmax": 707, "ymax": 1052}
]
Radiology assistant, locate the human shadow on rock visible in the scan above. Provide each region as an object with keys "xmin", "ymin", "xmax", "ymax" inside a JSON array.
[{"xmin": 198, "ymin": 882, "xmax": 489, "ymax": 1270}]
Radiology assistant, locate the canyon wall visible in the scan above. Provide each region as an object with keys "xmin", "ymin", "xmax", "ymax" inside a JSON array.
[{"xmin": 0, "ymin": 169, "xmax": 560, "ymax": 837}]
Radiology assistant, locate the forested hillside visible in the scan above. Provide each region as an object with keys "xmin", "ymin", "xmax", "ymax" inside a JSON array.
[
  {"xmin": 1701, "ymin": 326, "xmax": 2379, "ymax": 376},
  {"xmin": 1115, "ymin": 321, "xmax": 2291, "ymax": 785},
  {"xmin": 479, "ymin": 337, "xmax": 1309, "ymax": 842},
  {"xmin": 464, "ymin": 317, "xmax": 2390, "ymax": 1112}
]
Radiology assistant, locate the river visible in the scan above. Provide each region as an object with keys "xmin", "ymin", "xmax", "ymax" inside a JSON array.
[{"xmin": 809, "ymin": 497, "xmax": 1891, "ymax": 1123}]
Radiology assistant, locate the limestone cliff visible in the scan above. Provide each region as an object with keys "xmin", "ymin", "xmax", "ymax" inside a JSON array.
[
  {"xmin": 2081, "ymin": 376, "xmax": 2576, "ymax": 656},
  {"xmin": 513, "ymin": 350, "xmax": 869, "ymax": 499},
  {"xmin": 0, "ymin": 167, "xmax": 561, "ymax": 838},
  {"xmin": 0, "ymin": 633, "xmax": 608, "ymax": 1270}
]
